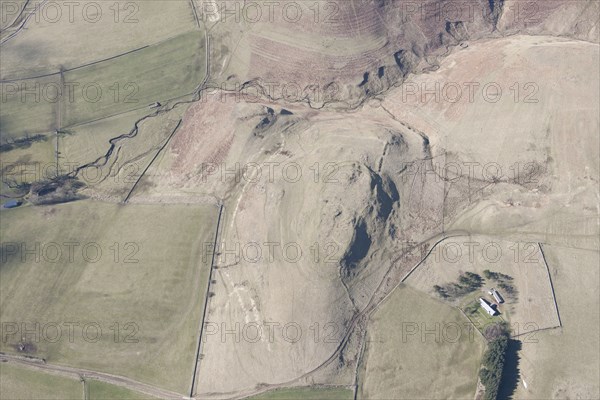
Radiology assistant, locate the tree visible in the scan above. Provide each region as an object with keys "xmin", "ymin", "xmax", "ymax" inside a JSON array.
[
  {"xmin": 498, "ymin": 282, "xmax": 514, "ymax": 294},
  {"xmin": 479, "ymin": 326, "xmax": 509, "ymax": 400},
  {"xmin": 433, "ymin": 285, "xmax": 448, "ymax": 298},
  {"xmin": 434, "ymin": 272, "xmax": 483, "ymax": 299}
]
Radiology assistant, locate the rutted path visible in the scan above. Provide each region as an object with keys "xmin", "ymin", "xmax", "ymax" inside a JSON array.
[
  {"xmin": 221, "ymin": 230, "xmax": 471, "ymax": 400},
  {"xmin": 0, "ymin": 353, "xmax": 188, "ymax": 400},
  {"xmin": 0, "ymin": 0, "xmax": 47, "ymax": 46}
]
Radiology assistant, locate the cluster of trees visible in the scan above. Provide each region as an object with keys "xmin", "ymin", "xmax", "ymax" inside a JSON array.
[
  {"xmin": 483, "ymin": 269, "xmax": 512, "ymax": 281},
  {"xmin": 498, "ymin": 282, "xmax": 515, "ymax": 295},
  {"xmin": 479, "ymin": 326, "xmax": 509, "ymax": 400},
  {"xmin": 433, "ymin": 272, "xmax": 483, "ymax": 299},
  {"xmin": 432, "ymin": 269, "xmax": 518, "ymax": 302},
  {"xmin": 483, "ymin": 269, "xmax": 516, "ymax": 297}
]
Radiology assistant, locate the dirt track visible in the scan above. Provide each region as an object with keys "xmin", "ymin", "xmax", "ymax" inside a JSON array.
[
  {"xmin": 0, "ymin": 354, "xmax": 188, "ymax": 399},
  {"xmin": 202, "ymin": 230, "xmax": 470, "ymax": 400}
]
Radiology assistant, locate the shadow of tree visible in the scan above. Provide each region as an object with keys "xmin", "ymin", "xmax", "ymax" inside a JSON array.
[{"xmin": 498, "ymin": 339, "xmax": 522, "ymax": 399}]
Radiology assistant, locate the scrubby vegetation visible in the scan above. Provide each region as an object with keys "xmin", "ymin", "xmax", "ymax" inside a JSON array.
[
  {"xmin": 479, "ymin": 324, "xmax": 510, "ymax": 400},
  {"xmin": 464, "ymin": 301, "xmax": 480, "ymax": 316},
  {"xmin": 433, "ymin": 272, "xmax": 483, "ymax": 299},
  {"xmin": 29, "ymin": 176, "xmax": 85, "ymax": 205},
  {"xmin": 0, "ymin": 134, "xmax": 47, "ymax": 152}
]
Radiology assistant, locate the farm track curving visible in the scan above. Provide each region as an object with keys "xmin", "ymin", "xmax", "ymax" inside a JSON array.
[
  {"xmin": 227, "ymin": 230, "xmax": 471, "ymax": 400},
  {"xmin": 0, "ymin": 353, "xmax": 188, "ymax": 400},
  {"xmin": 0, "ymin": 0, "xmax": 47, "ymax": 46}
]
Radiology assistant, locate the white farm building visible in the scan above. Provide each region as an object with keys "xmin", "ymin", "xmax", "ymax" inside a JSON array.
[
  {"xmin": 491, "ymin": 288, "xmax": 504, "ymax": 304},
  {"xmin": 479, "ymin": 297, "xmax": 497, "ymax": 316}
]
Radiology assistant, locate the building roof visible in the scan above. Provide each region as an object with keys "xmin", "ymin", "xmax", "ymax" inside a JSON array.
[
  {"xmin": 479, "ymin": 297, "xmax": 497, "ymax": 316},
  {"xmin": 492, "ymin": 289, "xmax": 504, "ymax": 303}
]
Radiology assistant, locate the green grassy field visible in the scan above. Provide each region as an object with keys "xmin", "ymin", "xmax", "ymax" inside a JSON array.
[
  {"xmin": 63, "ymin": 30, "xmax": 205, "ymax": 128},
  {"xmin": 0, "ymin": 1, "xmax": 199, "ymax": 78},
  {"xmin": 0, "ymin": 134, "xmax": 56, "ymax": 196},
  {"xmin": 0, "ymin": 74, "xmax": 61, "ymax": 139},
  {"xmin": 0, "ymin": 200, "xmax": 217, "ymax": 394},
  {"xmin": 1, "ymin": 30, "xmax": 205, "ymax": 142},
  {"xmin": 359, "ymin": 284, "xmax": 485, "ymax": 399},
  {"xmin": 87, "ymin": 379, "xmax": 157, "ymax": 400},
  {"xmin": 72, "ymin": 105, "xmax": 189, "ymax": 200},
  {"xmin": 1, "ymin": 97, "xmax": 189, "ymax": 204},
  {"xmin": 0, "ymin": 363, "xmax": 82, "ymax": 400},
  {"xmin": 460, "ymin": 292, "xmax": 507, "ymax": 336},
  {"xmin": 59, "ymin": 107, "xmax": 152, "ymax": 168},
  {"xmin": 248, "ymin": 387, "xmax": 354, "ymax": 400},
  {"xmin": 465, "ymin": 305, "xmax": 505, "ymax": 335}
]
